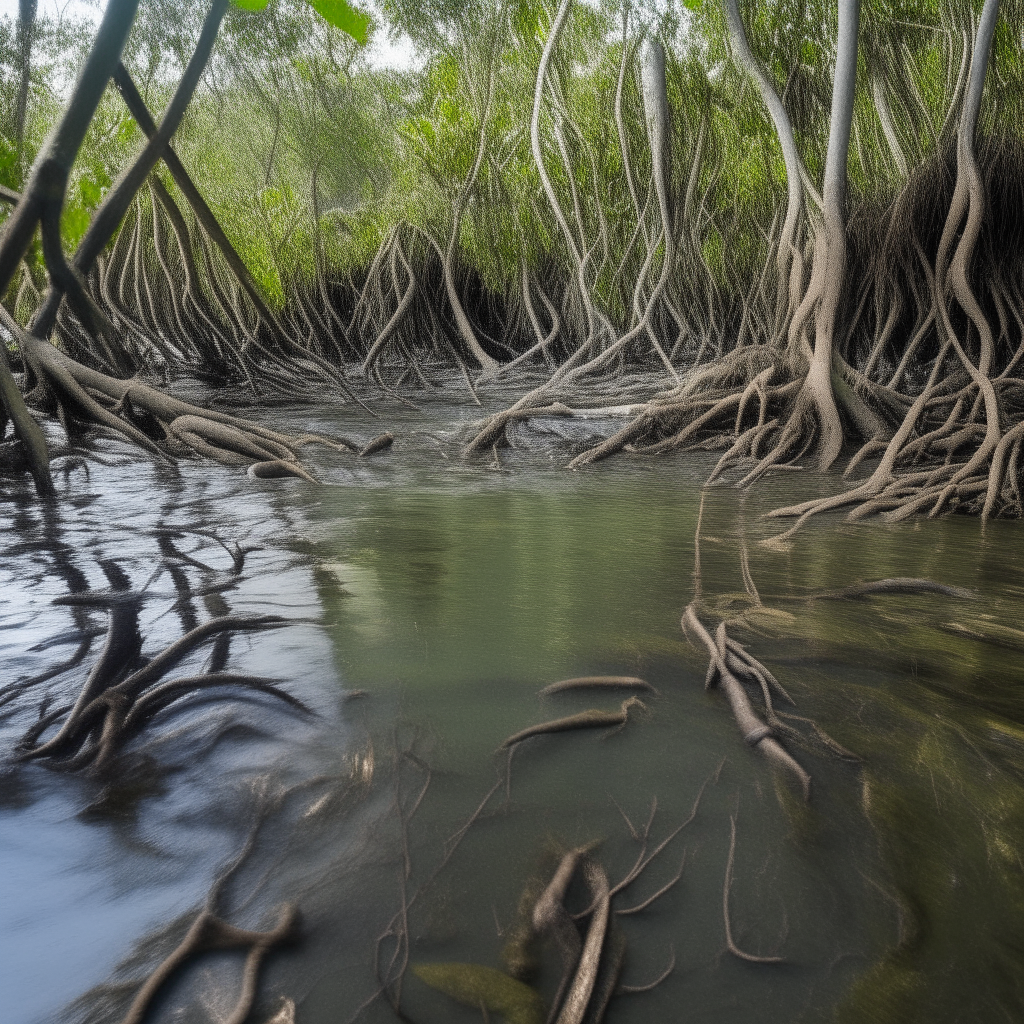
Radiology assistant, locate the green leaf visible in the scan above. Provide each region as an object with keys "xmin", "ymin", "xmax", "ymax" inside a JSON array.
[
  {"xmin": 231, "ymin": 0, "xmax": 271, "ymax": 10},
  {"xmin": 413, "ymin": 963, "xmax": 545, "ymax": 1024},
  {"xmin": 303, "ymin": 0, "xmax": 371, "ymax": 43}
]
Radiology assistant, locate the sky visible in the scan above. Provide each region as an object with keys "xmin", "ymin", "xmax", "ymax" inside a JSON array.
[{"xmin": 0, "ymin": 0, "xmax": 419, "ymax": 69}]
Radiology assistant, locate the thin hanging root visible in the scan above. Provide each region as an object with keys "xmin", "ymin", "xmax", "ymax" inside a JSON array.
[
  {"xmin": 723, "ymin": 815, "xmax": 784, "ymax": 965},
  {"xmin": 617, "ymin": 945, "xmax": 676, "ymax": 993},
  {"xmin": 682, "ymin": 605, "xmax": 810, "ymax": 800},
  {"xmin": 616, "ymin": 853, "xmax": 686, "ymax": 915},
  {"xmin": 539, "ymin": 676, "xmax": 657, "ymax": 697},
  {"xmin": 601, "ymin": 767, "xmax": 717, "ymax": 911},
  {"xmin": 354, "ymin": 769, "xmax": 506, "ymax": 1024},
  {"xmin": 498, "ymin": 697, "xmax": 645, "ymax": 750}
]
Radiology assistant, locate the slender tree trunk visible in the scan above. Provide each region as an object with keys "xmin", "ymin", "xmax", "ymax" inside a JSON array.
[
  {"xmin": 14, "ymin": 0, "xmax": 37, "ymax": 160},
  {"xmin": 723, "ymin": 0, "xmax": 807, "ymax": 335},
  {"xmin": 0, "ymin": 0, "xmax": 141, "ymax": 496},
  {"xmin": 30, "ymin": 0, "xmax": 230, "ymax": 343},
  {"xmin": 111, "ymin": 66, "xmax": 292, "ymax": 358},
  {"xmin": 805, "ymin": 0, "xmax": 860, "ymax": 469},
  {"xmin": 0, "ymin": 0, "xmax": 141, "ymax": 298}
]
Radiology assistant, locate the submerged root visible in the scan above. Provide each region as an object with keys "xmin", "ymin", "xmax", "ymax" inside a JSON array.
[
  {"xmin": 499, "ymin": 698, "xmax": 645, "ymax": 750},
  {"xmin": 723, "ymin": 814, "xmax": 785, "ymax": 964},
  {"xmin": 539, "ymin": 676, "xmax": 656, "ymax": 697},
  {"xmin": 682, "ymin": 604, "xmax": 811, "ymax": 800},
  {"xmin": 117, "ymin": 825, "xmax": 299, "ymax": 1024}
]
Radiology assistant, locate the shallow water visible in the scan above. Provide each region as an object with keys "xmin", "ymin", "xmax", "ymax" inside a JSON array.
[{"xmin": 3, "ymin": 390, "xmax": 1024, "ymax": 1024}]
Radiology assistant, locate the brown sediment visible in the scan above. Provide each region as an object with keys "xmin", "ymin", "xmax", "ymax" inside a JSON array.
[{"xmin": 540, "ymin": 676, "xmax": 657, "ymax": 697}]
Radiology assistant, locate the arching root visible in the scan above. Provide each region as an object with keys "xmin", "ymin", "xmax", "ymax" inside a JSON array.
[
  {"xmin": 17, "ymin": 555, "xmax": 310, "ymax": 772},
  {"xmin": 14, "ymin": 334, "xmax": 363, "ymax": 482},
  {"xmin": 117, "ymin": 824, "xmax": 299, "ymax": 1024}
]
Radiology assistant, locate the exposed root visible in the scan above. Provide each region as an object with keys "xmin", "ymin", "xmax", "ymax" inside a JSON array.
[
  {"xmin": 15, "ymin": 558, "xmax": 306, "ymax": 771},
  {"xmin": 682, "ymin": 604, "xmax": 811, "ymax": 800},
  {"xmin": 15, "ymin": 334, "xmax": 358, "ymax": 483}
]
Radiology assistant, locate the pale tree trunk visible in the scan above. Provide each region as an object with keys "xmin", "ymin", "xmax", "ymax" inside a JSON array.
[
  {"xmin": 804, "ymin": 0, "xmax": 860, "ymax": 470},
  {"xmin": 723, "ymin": 0, "xmax": 807, "ymax": 334}
]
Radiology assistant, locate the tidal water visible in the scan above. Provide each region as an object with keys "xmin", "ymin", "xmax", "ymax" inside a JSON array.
[{"xmin": 3, "ymin": 388, "xmax": 1024, "ymax": 1024}]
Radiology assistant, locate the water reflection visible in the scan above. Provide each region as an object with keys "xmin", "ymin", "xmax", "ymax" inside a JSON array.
[{"xmin": 2, "ymin": 397, "xmax": 1024, "ymax": 1023}]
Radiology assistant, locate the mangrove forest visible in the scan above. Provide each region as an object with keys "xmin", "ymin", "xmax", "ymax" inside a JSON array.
[{"xmin": 4, "ymin": 0, "xmax": 1024, "ymax": 1022}]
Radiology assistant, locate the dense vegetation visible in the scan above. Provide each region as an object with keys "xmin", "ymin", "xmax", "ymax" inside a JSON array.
[{"xmin": 2, "ymin": 0, "xmax": 1024, "ymax": 531}]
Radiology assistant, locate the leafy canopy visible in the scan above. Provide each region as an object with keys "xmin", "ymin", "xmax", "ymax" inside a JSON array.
[{"xmin": 231, "ymin": 0, "xmax": 371, "ymax": 43}]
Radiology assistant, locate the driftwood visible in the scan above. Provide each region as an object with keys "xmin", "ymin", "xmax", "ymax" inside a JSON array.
[
  {"xmin": 499, "ymin": 698, "xmax": 645, "ymax": 750},
  {"xmin": 539, "ymin": 676, "xmax": 657, "ymax": 697}
]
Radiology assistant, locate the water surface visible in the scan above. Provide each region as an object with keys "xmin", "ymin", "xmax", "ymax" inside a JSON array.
[{"xmin": 3, "ymin": 392, "xmax": 1024, "ymax": 1023}]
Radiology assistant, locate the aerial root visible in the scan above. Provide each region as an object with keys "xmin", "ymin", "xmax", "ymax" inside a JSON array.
[{"xmin": 723, "ymin": 814, "xmax": 785, "ymax": 964}]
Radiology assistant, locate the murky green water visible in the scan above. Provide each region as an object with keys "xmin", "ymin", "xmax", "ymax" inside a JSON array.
[{"xmin": 3, "ymin": 394, "xmax": 1024, "ymax": 1023}]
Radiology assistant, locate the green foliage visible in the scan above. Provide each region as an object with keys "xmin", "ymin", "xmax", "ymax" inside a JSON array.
[
  {"xmin": 4, "ymin": 0, "xmax": 1023, "ymax": 328},
  {"xmin": 304, "ymin": 0, "xmax": 371, "ymax": 42},
  {"xmin": 232, "ymin": 0, "xmax": 370, "ymax": 44},
  {"xmin": 412, "ymin": 962, "xmax": 545, "ymax": 1024}
]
